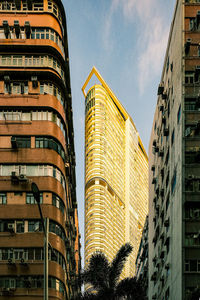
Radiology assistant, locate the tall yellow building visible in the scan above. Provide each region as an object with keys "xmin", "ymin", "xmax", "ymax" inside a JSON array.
[{"xmin": 82, "ymin": 67, "xmax": 148, "ymax": 276}]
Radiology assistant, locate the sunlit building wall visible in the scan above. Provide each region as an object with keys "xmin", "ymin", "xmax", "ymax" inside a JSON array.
[{"xmin": 82, "ymin": 67, "xmax": 148, "ymax": 277}]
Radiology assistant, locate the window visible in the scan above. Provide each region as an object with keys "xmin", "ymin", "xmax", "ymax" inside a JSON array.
[
  {"xmin": 185, "ymin": 260, "xmax": 200, "ymax": 272},
  {"xmin": 0, "ymin": 193, "xmax": 6, "ymax": 204},
  {"xmin": 52, "ymin": 194, "xmax": 65, "ymax": 214},
  {"xmin": 185, "ymin": 72, "xmax": 194, "ymax": 84},
  {"xmin": 12, "ymin": 136, "xmax": 31, "ymax": 148},
  {"xmin": 16, "ymin": 221, "xmax": 24, "ymax": 233},
  {"xmin": 35, "ymin": 137, "xmax": 65, "ymax": 161},
  {"xmin": 28, "ymin": 220, "xmax": 42, "ymax": 232},
  {"xmin": 26, "ymin": 192, "xmax": 43, "ymax": 204}
]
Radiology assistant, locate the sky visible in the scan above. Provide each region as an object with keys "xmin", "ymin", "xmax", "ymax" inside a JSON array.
[{"xmin": 64, "ymin": 0, "xmax": 176, "ymax": 264}]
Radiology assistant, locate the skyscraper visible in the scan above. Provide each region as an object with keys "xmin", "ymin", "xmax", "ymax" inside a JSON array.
[
  {"xmin": 0, "ymin": 1, "xmax": 80, "ymax": 299},
  {"xmin": 149, "ymin": 0, "xmax": 200, "ymax": 299},
  {"xmin": 83, "ymin": 67, "xmax": 148, "ymax": 277}
]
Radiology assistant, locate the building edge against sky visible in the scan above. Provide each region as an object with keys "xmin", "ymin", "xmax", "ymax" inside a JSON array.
[
  {"xmin": 0, "ymin": 0, "xmax": 81, "ymax": 299},
  {"xmin": 82, "ymin": 67, "xmax": 148, "ymax": 277},
  {"xmin": 149, "ymin": 0, "xmax": 200, "ymax": 299}
]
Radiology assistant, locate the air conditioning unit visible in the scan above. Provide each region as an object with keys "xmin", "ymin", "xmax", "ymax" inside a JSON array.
[
  {"xmin": 20, "ymin": 257, "xmax": 28, "ymax": 265},
  {"xmin": 18, "ymin": 174, "xmax": 27, "ymax": 182},
  {"xmin": 8, "ymin": 223, "xmax": 15, "ymax": 232},
  {"xmin": 8, "ymin": 258, "xmax": 15, "ymax": 265}
]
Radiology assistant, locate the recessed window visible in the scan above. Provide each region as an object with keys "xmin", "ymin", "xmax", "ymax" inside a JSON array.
[
  {"xmin": 0, "ymin": 193, "xmax": 6, "ymax": 204},
  {"xmin": 26, "ymin": 192, "xmax": 43, "ymax": 204}
]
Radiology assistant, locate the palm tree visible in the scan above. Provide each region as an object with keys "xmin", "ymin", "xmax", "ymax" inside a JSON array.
[{"xmin": 76, "ymin": 243, "xmax": 147, "ymax": 300}]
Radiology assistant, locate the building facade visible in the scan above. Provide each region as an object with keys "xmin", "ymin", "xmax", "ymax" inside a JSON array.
[
  {"xmin": 82, "ymin": 67, "xmax": 148, "ymax": 277},
  {"xmin": 0, "ymin": 1, "xmax": 80, "ymax": 299},
  {"xmin": 135, "ymin": 216, "xmax": 148, "ymax": 295},
  {"xmin": 149, "ymin": 0, "xmax": 200, "ymax": 299}
]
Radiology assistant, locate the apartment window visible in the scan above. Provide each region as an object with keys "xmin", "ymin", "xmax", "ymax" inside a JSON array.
[
  {"xmin": 0, "ymin": 193, "xmax": 6, "ymax": 205},
  {"xmin": 12, "ymin": 136, "xmax": 31, "ymax": 148},
  {"xmin": 16, "ymin": 221, "xmax": 24, "ymax": 233},
  {"xmin": 35, "ymin": 137, "xmax": 65, "ymax": 161},
  {"xmin": 28, "ymin": 220, "xmax": 42, "ymax": 232},
  {"xmin": 49, "ymin": 221, "xmax": 65, "ymax": 241},
  {"xmin": 0, "ymin": 55, "xmax": 65, "ymax": 81},
  {"xmin": 189, "ymin": 18, "xmax": 196, "ymax": 31},
  {"xmin": 26, "ymin": 193, "xmax": 43, "ymax": 204},
  {"xmin": 52, "ymin": 194, "xmax": 65, "ymax": 214},
  {"xmin": 185, "ymin": 72, "xmax": 194, "ymax": 84},
  {"xmin": 33, "ymin": 1, "xmax": 43, "ymax": 11},
  {"xmin": 4, "ymin": 82, "xmax": 28, "ymax": 95},
  {"xmin": 185, "ymin": 99, "xmax": 196, "ymax": 111},
  {"xmin": 185, "ymin": 260, "xmax": 200, "ymax": 272}
]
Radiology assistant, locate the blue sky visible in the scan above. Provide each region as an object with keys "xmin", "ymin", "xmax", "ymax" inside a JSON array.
[{"xmin": 64, "ymin": 0, "xmax": 176, "ymax": 263}]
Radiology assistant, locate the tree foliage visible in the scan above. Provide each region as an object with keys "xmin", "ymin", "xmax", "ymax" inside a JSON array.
[{"xmin": 76, "ymin": 243, "xmax": 147, "ymax": 300}]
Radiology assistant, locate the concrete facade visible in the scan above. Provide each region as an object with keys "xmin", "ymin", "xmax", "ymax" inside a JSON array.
[
  {"xmin": 149, "ymin": 0, "xmax": 200, "ymax": 299},
  {"xmin": 0, "ymin": 1, "xmax": 80, "ymax": 299}
]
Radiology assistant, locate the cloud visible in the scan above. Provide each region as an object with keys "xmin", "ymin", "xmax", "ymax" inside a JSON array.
[{"xmin": 105, "ymin": 0, "xmax": 171, "ymax": 94}]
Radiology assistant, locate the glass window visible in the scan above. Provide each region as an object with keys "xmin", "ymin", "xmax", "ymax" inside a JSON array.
[
  {"xmin": 0, "ymin": 193, "xmax": 6, "ymax": 204},
  {"xmin": 26, "ymin": 192, "xmax": 42, "ymax": 204},
  {"xmin": 16, "ymin": 221, "xmax": 24, "ymax": 233}
]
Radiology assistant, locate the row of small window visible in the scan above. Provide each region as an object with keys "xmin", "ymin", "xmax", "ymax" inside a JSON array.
[
  {"xmin": 0, "ymin": 110, "xmax": 66, "ymax": 138},
  {"xmin": 0, "ymin": 275, "xmax": 66, "ymax": 295},
  {"xmin": 0, "ymin": 191, "xmax": 65, "ymax": 215},
  {"xmin": 85, "ymin": 98, "xmax": 95, "ymax": 114},
  {"xmin": 0, "ymin": 219, "xmax": 66, "ymax": 241},
  {"xmin": 3, "ymin": 81, "xmax": 65, "ymax": 107},
  {"xmin": 0, "ymin": 55, "xmax": 65, "ymax": 81},
  {"xmin": 0, "ymin": 28, "xmax": 64, "ymax": 57},
  {"xmin": 0, "ymin": 247, "xmax": 66, "ymax": 271},
  {"xmin": 0, "ymin": 0, "xmax": 63, "ymax": 25},
  {"xmin": 185, "ymin": 101, "xmax": 200, "ymax": 111},
  {"xmin": 0, "ymin": 164, "xmax": 66, "ymax": 190},
  {"xmin": 0, "ymin": 1, "xmax": 44, "ymax": 11},
  {"xmin": 10, "ymin": 136, "xmax": 65, "ymax": 162}
]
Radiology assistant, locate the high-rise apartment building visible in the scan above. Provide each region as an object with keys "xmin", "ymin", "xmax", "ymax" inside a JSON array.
[
  {"xmin": 0, "ymin": 1, "xmax": 80, "ymax": 299},
  {"xmin": 149, "ymin": 1, "xmax": 200, "ymax": 299},
  {"xmin": 82, "ymin": 67, "xmax": 148, "ymax": 277}
]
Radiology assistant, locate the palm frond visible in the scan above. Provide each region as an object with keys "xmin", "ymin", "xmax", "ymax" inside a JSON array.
[
  {"xmin": 82, "ymin": 252, "xmax": 110, "ymax": 290},
  {"xmin": 75, "ymin": 291, "xmax": 100, "ymax": 300},
  {"xmin": 109, "ymin": 243, "xmax": 133, "ymax": 288},
  {"xmin": 115, "ymin": 277, "xmax": 147, "ymax": 300}
]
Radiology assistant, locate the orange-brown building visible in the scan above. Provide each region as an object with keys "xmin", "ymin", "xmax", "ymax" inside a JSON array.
[{"xmin": 0, "ymin": 0, "xmax": 81, "ymax": 299}]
